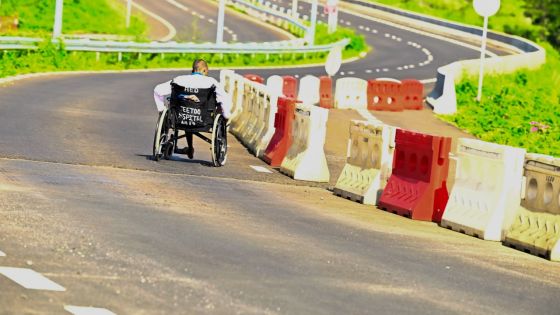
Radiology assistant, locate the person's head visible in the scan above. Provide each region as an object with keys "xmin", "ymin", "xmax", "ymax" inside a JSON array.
[{"xmin": 192, "ymin": 59, "xmax": 209, "ymax": 76}]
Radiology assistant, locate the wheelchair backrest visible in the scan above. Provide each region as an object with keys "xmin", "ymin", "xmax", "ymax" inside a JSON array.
[{"xmin": 170, "ymin": 82, "xmax": 217, "ymax": 129}]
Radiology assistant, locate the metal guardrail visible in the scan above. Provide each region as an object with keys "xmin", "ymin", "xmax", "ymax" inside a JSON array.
[
  {"xmin": 0, "ymin": 36, "xmax": 348, "ymax": 54},
  {"xmin": 0, "ymin": 0, "xmax": 349, "ymax": 55}
]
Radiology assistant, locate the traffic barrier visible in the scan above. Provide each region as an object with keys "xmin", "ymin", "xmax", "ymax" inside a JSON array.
[
  {"xmin": 441, "ymin": 139, "xmax": 526, "ymax": 241},
  {"xmin": 378, "ymin": 129, "xmax": 452, "ymax": 222},
  {"xmin": 335, "ymin": 77, "xmax": 367, "ymax": 110},
  {"xmin": 280, "ymin": 104, "xmax": 330, "ymax": 182},
  {"xmin": 239, "ymin": 82, "xmax": 267, "ymax": 145},
  {"xmin": 232, "ymin": 80, "xmax": 260, "ymax": 139},
  {"xmin": 282, "ymin": 76, "xmax": 298, "ymax": 99},
  {"xmin": 249, "ymin": 91, "xmax": 279, "ymax": 157},
  {"xmin": 367, "ymin": 79, "xmax": 403, "ymax": 111},
  {"xmin": 333, "ymin": 120, "xmax": 396, "ymax": 205},
  {"xmin": 220, "ymin": 70, "xmax": 245, "ymax": 123},
  {"xmin": 263, "ymin": 97, "xmax": 296, "ymax": 165},
  {"xmin": 244, "ymin": 73, "xmax": 264, "ymax": 84},
  {"xmin": 319, "ymin": 76, "xmax": 333, "ymax": 109},
  {"xmin": 230, "ymin": 79, "xmax": 250, "ymax": 134},
  {"xmin": 401, "ymin": 79, "xmax": 424, "ymax": 110},
  {"xmin": 266, "ymin": 75, "xmax": 284, "ymax": 96},
  {"xmin": 298, "ymin": 75, "xmax": 320, "ymax": 105},
  {"xmin": 504, "ymin": 154, "xmax": 560, "ymax": 261}
]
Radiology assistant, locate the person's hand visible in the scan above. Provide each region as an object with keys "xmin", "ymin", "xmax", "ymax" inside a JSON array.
[{"xmin": 184, "ymin": 95, "xmax": 200, "ymax": 102}]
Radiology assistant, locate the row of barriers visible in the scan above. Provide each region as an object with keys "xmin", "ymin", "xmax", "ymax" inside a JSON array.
[
  {"xmin": 220, "ymin": 70, "xmax": 559, "ymax": 262},
  {"xmin": 221, "ymin": 70, "xmax": 330, "ymax": 182},
  {"xmin": 233, "ymin": 74, "xmax": 425, "ymax": 112},
  {"xmin": 332, "ymin": 118, "xmax": 560, "ymax": 261}
]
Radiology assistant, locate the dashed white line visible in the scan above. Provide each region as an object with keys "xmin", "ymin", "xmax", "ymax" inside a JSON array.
[
  {"xmin": 347, "ymin": 71, "xmax": 355, "ymax": 75},
  {"xmin": 365, "ymin": 69, "xmax": 373, "ymax": 73},
  {"xmin": 358, "ymin": 25, "xmax": 364, "ymax": 30},
  {"xmin": 396, "ymin": 66, "xmax": 403, "ymax": 71},
  {"xmin": 382, "ymin": 68, "xmax": 389, "ymax": 72},
  {"xmin": 384, "ymin": 33, "xmax": 390, "ymax": 38},
  {"xmin": 65, "ymin": 306, "xmax": 116, "ymax": 315},
  {"xmin": 0, "ymin": 267, "xmax": 66, "ymax": 291},
  {"xmin": 250, "ymin": 165, "xmax": 273, "ymax": 173},
  {"xmin": 0, "ymin": 250, "xmax": 5, "ymax": 257},
  {"xmin": 372, "ymin": 29, "xmax": 378, "ymax": 34},
  {"xmin": 365, "ymin": 27, "xmax": 370, "ymax": 31},
  {"xmin": 340, "ymin": 71, "xmax": 345, "ymax": 75},
  {"xmin": 345, "ymin": 21, "xmax": 351, "ymax": 26}
]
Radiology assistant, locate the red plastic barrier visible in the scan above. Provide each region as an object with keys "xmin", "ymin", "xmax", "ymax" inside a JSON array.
[
  {"xmin": 244, "ymin": 74, "xmax": 264, "ymax": 84},
  {"xmin": 367, "ymin": 80, "xmax": 404, "ymax": 111},
  {"xmin": 282, "ymin": 76, "xmax": 298, "ymax": 99},
  {"xmin": 319, "ymin": 76, "xmax": 333, "ymax": 109},
  {"xmin": 378, "ymin": 129, "xmax": 451, "ymax": 222},
  {"xmin": 263, "ymin": 97, "xmax": 296, "ymax": 167},
  {"xmin": 401, "ymin": 79, "xmax": 424, "ymax": 110}
]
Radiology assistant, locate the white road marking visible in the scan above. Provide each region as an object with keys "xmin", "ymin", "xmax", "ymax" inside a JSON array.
[
  {"xmin": 339, "ymin": 7, "xmax": 498, "ymax": 57},
  {"xmin": 0, "ymin": 267, "xmax": 66, "ymax": 291},
  {"xmin": 208, "ymin": 18, "xmax": 215, "ymax": 23},
  {"xmin": 384, "ymin": 33, "xmax": 390, "ymax": 38},
  {"xmin": 65, "ymin": 306, "xmax": 116, "ymax": 315},
  {"xmin": 348, "ymin": 71, "xmax": 355, "ymax": 75},
  {"xmin": 125, "ymin": 0, "xmax": 177, "ymax": 42},
  {"xmin": 340, "ymin": 71, "xmax": 345, "ymax": 75},
  {"xmin": 0, "ymin": 250, "xmax": 5, "ymax": 257},
  {"xmin": 420, "ymin": 78, "xmax": 437, "ymax": 84},
  {"xmin": 372, "ymin": 29, "xmax": 378, "ymax": 33},
  {"xmin": 365, "ymin": 69, "xmax": 372, "ymax": 73},
  {"xmin": 375, "ymin": 69, "xmax": 380, "ymax": 72},
  {"xmin": 365, "ymin": 27, "xmax": 370, "ymax": 31},
  {"xmin": 396, "ymin": 66, "xmax": 403, "ymax": 70},
  {"xmin": 358, "ymin": 25, "xmax": 364, "ymax": 30},
  {"xmin": 250, "ymin": 166, "xmax": 273, "ymax": 173},
  {"xmin": 382, "ymin": 68, "xmax": 389, "ymax": 72},
  {"xmin": 345, "ymin": 21, "xmax": 351, "ymax": 26}
]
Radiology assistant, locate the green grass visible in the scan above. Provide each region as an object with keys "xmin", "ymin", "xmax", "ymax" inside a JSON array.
[
  {"xmin": 0, "ymin": 0, "xmax": 146, "ymax": 38},
  {"xmin": 439, "ymin": 43, "xmax": 560, "ymax": 156},
  {"xmin": 0, "ymin": 41, "xmax": 334, "ymax": 79},
  {"xmin": 369, "ymin": 0, "xmax": 541, "ymax": 41},
  {"xmin": 314, "ymin": 23, "xmax": 369, "ymax": 58}
]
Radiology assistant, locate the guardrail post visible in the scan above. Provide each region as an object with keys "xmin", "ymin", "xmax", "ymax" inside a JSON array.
[
  {"xmin": 118, "ymin": 52, "xmax": 122, "ymax": 62},
  {"xmin": 216, "ymin": 0, "xmax": 226, "ymax": 44},
  {"xmin": 53, "ymin": 0, "xmax": 63, "ymax": 39},
  {"xmin": 96, "ymin": 52, "xmax": 100, "ymax": 62}
]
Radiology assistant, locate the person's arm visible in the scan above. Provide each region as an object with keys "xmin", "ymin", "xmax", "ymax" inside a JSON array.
[
  {"xmin": 153, "ymin": 80, "xmax": 172, "ymax": 112},
  {"xmin": 214, "ymin": 80, "xmax": 232, "ymax": 119}
]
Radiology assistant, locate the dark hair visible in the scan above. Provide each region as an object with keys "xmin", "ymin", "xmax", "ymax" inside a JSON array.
[{"xmin": 192, "ymin": 59, "xmax": 208, "ymax": 74}]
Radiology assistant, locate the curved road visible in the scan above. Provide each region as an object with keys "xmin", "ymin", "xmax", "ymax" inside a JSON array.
[{"xmin": 0, "ymin": 1, "xmax": 558, "ymax": 314}]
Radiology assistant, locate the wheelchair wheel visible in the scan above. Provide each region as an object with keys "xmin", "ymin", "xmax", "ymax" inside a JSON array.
[
  {"xmin": 211, "ymin": 114, "xmax": 228, "ymax": 167},
  {"xmin": 152, "ymin": 109, "xmax": 171, "ymax": 161}
]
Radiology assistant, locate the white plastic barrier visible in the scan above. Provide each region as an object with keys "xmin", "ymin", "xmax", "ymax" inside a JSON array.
[
  {"xmin": 247, "ymin": 89, "xmax": 279, "ymax": 156},
  {"xmin": 232, "ymin": 80, "xmax": 259, "ymax": 138},
  {"xmin": 239, "ymin": 81, "xmax": 267, "ymax": 144},
  {"xmin": 333, "ymin": 120, "xmax": 396, "ymax": 205},
  {"xmin": 220, "ymin": 70, "xmax": 245, "ymax": 123},
  {"xmin": 280, "ymin": 104, "xmax": 330, "ymax": 182},
  {"xmin": 504, "ymin": 154, "xmax": 560, "ymax": 261},
  {"xmin": 297, "ymin": 75, "xmax": 320, "ymax": 105},
  {"xmin": 266, "ymin": 75, "xmax": 284, "ymax": 96},
  {"xmin": 441, "ymin": 139, "xmax": 526, "ymax": 241},
  {"xmin": 335, "ymin": 77, "xmax": 367, "ymax": 109}
]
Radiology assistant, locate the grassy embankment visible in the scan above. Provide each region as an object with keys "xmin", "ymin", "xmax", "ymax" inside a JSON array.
[
  {"xmin": 371, "ymin": 0, "xmax": 560, "ymax": 156},
  {"xmin": 0, "ymin": 0, "xmax": 367, "ymax": 79}
]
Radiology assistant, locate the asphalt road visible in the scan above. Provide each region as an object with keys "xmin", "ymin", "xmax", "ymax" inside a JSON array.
[{"xmin": 1, "ymin": 1, "xmax": 559, "ymax": 315}]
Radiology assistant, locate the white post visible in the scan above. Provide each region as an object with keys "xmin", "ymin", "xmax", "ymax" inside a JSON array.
[
  {"xmin": 306, "ymin": 0, "xmax": 318, "ymax": 45},
  {"xmin": 476, "ymin": 16, "xmax": 488, "ymax": 102},
  {"xmin": 328, "ymin": 9, "xmax": 337, "ymax": 33},
  {"xmin": 53, "ymin": 0, "xmax": 63, "ymax": 39},
  {"xmin": 216, "ymin": 0, "xmax": 226, "ymax": 44},
  {"xmin": 126, "ymin": 0, "xmax": 132, "ymax": 28},
  {"xmin": 291, "ymin": 0, "xmax": 298, "ymax": 18}
]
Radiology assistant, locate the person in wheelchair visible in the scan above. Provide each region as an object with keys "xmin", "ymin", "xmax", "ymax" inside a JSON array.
[
  {"xmin": 154, "ymin": 59, "xmax": 231, "ymax": 163},
  {"xmin": 152, "ymin": 59, "xmax": 231, "ymax": 166}
]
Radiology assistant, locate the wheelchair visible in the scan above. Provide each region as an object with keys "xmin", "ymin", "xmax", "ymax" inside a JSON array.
[{"xmin": 152, "ymin": 82, "xmax": 228, "ymax": 167}]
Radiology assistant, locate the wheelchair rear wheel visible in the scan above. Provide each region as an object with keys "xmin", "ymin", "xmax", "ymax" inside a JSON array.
[
  {"xmin": 211, "ymin": 114, "xmax": 228, "ymax": 167},
  {"xmin": 153, "ymin": 109, "xmax": 171, "ymax": 161}
]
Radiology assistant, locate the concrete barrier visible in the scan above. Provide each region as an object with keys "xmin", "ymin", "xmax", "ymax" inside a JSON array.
[
  {"xmin": 441, "ymin": 139, "xmax": 526, "ymax": 241},
  {"xmin": 335, "ymin": 77, "xmax": 367, "ymax": 109},
  {"xmin": 280, "ymin": 104, "xmax": 330, "ymax": 182},
  {"xmin": 298, "ymin": 75, "xmax": 320, "ymax": 105},
  {"xmin": 333, "ymin": 120, "xmax": 396, "ymax": 204},
  {"xmin": 251, "ymin": 92, "xmax": 279, "ymax": 157},
  {"xmin": 504, "ymin": 154, "xmax": 560, "ymax": 261}
]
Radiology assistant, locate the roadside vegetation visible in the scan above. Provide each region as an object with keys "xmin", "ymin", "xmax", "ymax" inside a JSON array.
[
  {"xmin": 372, "ymin": 0, "xmax": 559, "ymax": 156},
  {"xmin": 0, "ymin": 0, "xmax": 367, "ymax": 80},
  {"xmin": 0, "ymin": 0, "xmax": 146, "ymax": 38}
]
